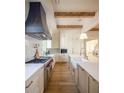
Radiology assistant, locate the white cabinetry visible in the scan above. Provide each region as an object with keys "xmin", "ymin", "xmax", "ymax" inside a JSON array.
[
  {"xmin": 60, "ymin": 30, "xmax": 81, "ymax": 54},
  {"xmin": 78, "ymin": 65, "xmax": 88, "ymax": 93},
  {"xmin": 25, "ymin": 67, "xmax": 44, "ymax": 93},
  {"xmin": 53, "ymin": 54, "xmax": 69, "ymax": 62},
  {"xmin": 26, "ymin": 76, "xmax": 40, "ymax": 93},
  {"xmin": 88, "ymin": 75, "xmax": 99, "ymax": 93},
  {"xmin": 77, "ymin": 65, "xmax": 99, "ymax": 93},
  {"xmin": 25, "ymin": 81, "xmax": 35, "ymax": 93},
  {"xmin": 53, "ymin": 54, "xmax": 60, "ymax": 62}
]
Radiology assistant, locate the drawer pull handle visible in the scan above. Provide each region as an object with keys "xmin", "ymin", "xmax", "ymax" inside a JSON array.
[{"xmin": 26, "ymin": 81, "xmax": 33, "ymax": 88}]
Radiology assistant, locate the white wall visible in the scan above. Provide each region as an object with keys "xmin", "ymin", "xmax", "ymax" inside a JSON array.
[{"xmin": 25, "ymin": 35, "xmax": 47, "ymax": 62}]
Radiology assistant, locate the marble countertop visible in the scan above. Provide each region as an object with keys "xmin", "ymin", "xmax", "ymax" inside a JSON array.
[
  {"xmin": 70, "ymin": 55, "xmax": 99, "ymax": 82},
  {"xmin": 25, "ymin": 63, "xmax": 44, "ymax": 81},
  {"xmin": 25, "ymin": 54, "xmax": 98, "ymax": 82},
  {"xmin": 78, "ymin": 61, "xmax": 99, "ymax": 82},
  {"xmin": 25, "ymin": 57, "xmax": 53, "ymax": 81}
]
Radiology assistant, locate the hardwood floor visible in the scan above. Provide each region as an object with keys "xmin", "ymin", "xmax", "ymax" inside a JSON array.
[{"xmin": 44, "ymin": 62, "xmax": 79, "ymax": 93}]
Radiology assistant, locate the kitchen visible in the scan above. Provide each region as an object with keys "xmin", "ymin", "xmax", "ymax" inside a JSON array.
[
  {"xmin": 1, "ymin": 0, "xmax": 124, "ymax": 93},
  {"xmin": 25, "ymin": 0, "xmax": 99, "ymax": 93}
]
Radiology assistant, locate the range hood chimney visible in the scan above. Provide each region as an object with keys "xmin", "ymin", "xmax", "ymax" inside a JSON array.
[{"xmin": 25, "ymin": 2, "xmax": 52, "ymax": 40}]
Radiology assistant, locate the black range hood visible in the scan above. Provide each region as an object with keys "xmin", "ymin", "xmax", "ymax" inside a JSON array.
[{"xmin": 25, "ymin": 2, "xmax": 52, "ymax": 40}]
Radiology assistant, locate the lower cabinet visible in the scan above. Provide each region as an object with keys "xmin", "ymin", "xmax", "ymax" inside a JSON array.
[
  {"xmin": 25, "ymin": 77, "xmax": 40, "ymax": 93},
  {"xmin": 25, "ymin": 80, "xmax": 36, "ymax": 93},
  {"xmin": 88, "ymin": 75, "xmax": 99, "ymax": 93},
  {"xmin": 53, "ymin": 54, "xmax": 69, "ymax": 62},
  {"xmin": 78, "ymin": 65, "xmax": 88, "ymax": 93},
  {"xmin": 77, "ymin": 65, "xmax": 99, "ymax": 93},
  {"xmin": 25, "ymin": 68, "xmax": 44, "ymax": 93}
]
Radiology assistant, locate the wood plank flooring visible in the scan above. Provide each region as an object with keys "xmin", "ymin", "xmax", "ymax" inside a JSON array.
[{"xmin": 44, "ymin": 62, "xmax": 79, "ymax": 93}]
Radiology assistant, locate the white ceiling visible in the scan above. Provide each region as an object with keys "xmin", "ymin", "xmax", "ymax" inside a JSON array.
[
  {"xmin": 52, "ymin": 0, "xmax": 99, "ymax": 12},
  {"xmin": 52, "ymin": 0, "xmax": 99, "ymax": 32},
  {"xmin": 26, "ymin": 0, "xmax": 99, "ymax": 33}
]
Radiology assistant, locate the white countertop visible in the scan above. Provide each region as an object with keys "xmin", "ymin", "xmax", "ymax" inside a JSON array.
[
  {"xmin": 70, "ymin": 55, "xmax": 99, "ymax": 82},
  {"xmin": 25, "ymin": 57, "xmax": 53, "ymax": 81},
  {"xmin": 78, "ymin": 61, "xmax": 99, "ymax": 82},
  {"xmin": 25, "ymin": 54, "xmax": 98, "ymax": 82},
  {"xmin": 25, "ymin": 63, "xmax": 44, "ymax": 81}
]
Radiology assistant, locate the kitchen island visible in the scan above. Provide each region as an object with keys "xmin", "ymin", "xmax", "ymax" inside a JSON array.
[
  {"xmin": 69, "ymin": 54, "xmax": 99, "ymax": 93},
  {"xmin": 69, "ymin": 54, "xmax": 99, "ymax": 81}
]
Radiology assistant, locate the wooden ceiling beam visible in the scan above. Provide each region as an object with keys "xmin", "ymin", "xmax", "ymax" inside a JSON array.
[
  {"xmin": 54, "ymin": 12, "xmax": 95, "ymax": 18},
  {"xmin": 57, "ymin": 25, "xmax": 83, "ymax": 29},
  {"xmin": 89, "ymin": 27, "xmax": 99, "ymax": 31}
]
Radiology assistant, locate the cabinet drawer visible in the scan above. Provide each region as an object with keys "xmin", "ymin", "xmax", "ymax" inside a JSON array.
[{"xmin": 26, "ymin": 67, "xmax": 44, "ymax": 93}]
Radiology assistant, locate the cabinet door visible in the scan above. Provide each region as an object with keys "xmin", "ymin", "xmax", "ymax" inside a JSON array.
[
  {"xmin": 53, "ymin": 54, "xmax": 60, "ymax": 62},
  {"xmin": 88, "ymin": 75, "xmax": 99, "ymax": 93},
  {"xmin": 78, "ymin": 66, "xmax": 88, "ymax": 93},
  {"xmin": 59, "ymin": 54, "xmax": 69, "ymax": 62},
  {"xmin": 25, "ymin": 81, "xmax": 33, "ymax": 93},
  {"xmin": 25, "ymin": 80, "xmax": 39, "ymax": 93},
  {"xmin": 26, "ymin": 68, "xmax": 44, "ymax": 93},
  {"xmin": 32, "ymin": 80, "xmax": 40, "ymax": 93}
]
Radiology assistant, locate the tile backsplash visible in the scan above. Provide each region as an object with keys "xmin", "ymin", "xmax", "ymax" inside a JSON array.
[{"xmin": 25, "ymin": 35, "xmax": 47, "ymax": 62}]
